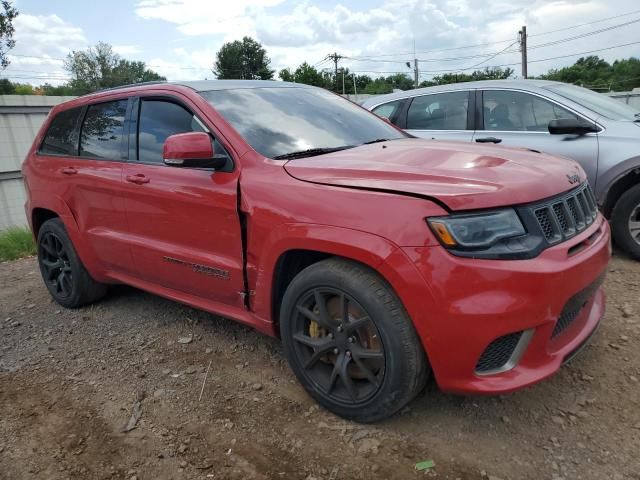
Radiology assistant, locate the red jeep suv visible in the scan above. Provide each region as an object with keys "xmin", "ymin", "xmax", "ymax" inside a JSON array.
[{"xmin": 22, "ymin": 80, "xmax": 610, "ymax": 422}]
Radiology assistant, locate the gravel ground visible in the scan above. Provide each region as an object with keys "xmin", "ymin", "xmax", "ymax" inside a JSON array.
[{"xmin": 1, "ymin": 254, "xmax": 639, "ymax": 480}]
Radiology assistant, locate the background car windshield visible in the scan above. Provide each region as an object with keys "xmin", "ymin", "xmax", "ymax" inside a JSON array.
[
  {"xmin": 199, "ymin": 87, "xmax": 406, "ymax": 158},
  {"xmin": 544, "ymin": 84, "xmax": 639, "ymax": 121}
]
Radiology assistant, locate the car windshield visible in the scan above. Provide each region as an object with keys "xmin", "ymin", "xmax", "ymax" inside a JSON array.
[
  {"xmin": 544, "ymin": 83, "xmax": 640, "ymax": 121},
  {"xmin": 199, "ymin": 86, "xmax": 406, "ymax": 159}
]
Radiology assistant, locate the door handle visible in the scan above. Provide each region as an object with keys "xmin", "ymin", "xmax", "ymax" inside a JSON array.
[
  {"xmin": 126, "ymin": 174, "xmax": 150, "ymax": 185},
  {"xmin": 475, "ymin": 137, "xmax": 502, "ymax": 144},
  {"xmin": 62, "ymin": 167, "xmax": 78, "ymax": 175}
]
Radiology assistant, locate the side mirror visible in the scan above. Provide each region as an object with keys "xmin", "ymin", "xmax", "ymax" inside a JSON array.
[
  {"xmin": 163, "ymin": 132, "xmax": 228, "ymax": 169},
  {"xmin": 548, "ymin": 118, "xmax": 598, "ymax": 135}
]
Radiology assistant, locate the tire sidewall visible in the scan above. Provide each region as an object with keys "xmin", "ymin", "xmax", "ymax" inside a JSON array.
[
  {"xmin": 37, "ymin": 219, "xmax": 85, "ymax": 308},
  {"xmin": 280, "ymin": 260, "xmax": 424, "ymax": 422},
  {"xmin": 611, "ymin": 184, "xmax": 640, "ymax": 260}
]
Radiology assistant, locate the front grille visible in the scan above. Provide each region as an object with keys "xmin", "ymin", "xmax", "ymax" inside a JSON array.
[
  {"xmin": 552, "ymin": 273, "xmax": 606, "ymax": 338},
  {"xmin": 476, "ymin": 331, "xmax": 523, "ymax": 373},
  {"xmin": 532, "ymin": 183, "xmax": 598, "ymax": 244}
]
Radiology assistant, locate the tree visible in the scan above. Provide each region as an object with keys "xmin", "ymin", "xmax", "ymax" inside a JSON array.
[
  {"xmin": 538, "ymin": 56, "xmax": 640, "ymax": 91},
  {"xmin": 0, "ymin": 1, "xmax": 18, "ymax": 70},
  {"xmin": 213, "ymin": 36, "xmax": 274, "ymax": 80},
  {"xmin": 0, "ymin": 77, "xmax": 13, "ymax": 93},
  {"xmin": 64, "ymin": 42, "xmax": 165, "ymax": 94},
  {"xmin": 420, "ymin": 67, "xmax": 515, "ymax": 87},
  {"xmin": 279, "ymin": 62, "xmax": 333, "ymax": 89}
]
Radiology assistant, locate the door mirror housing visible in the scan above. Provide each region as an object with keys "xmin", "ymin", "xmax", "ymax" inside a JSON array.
[
  {"xmin": 548, "ymin": 118, "xmax": 598, "ymax": 135},
  {"xmin": 163, "ymin": 132, "xmax": 228, "ymax": 169}
]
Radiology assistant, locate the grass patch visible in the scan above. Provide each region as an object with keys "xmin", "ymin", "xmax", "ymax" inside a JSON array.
[{"xmin": 0, "ymin": 227, "xmax": 36, "ymax": 261}]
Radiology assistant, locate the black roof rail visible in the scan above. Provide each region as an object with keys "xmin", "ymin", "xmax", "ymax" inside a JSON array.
[{"xmin": 92, "ymin": 80, "xmax": 168, "ymax": 94}]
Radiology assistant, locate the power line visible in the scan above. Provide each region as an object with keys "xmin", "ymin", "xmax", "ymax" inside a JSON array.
[
  {"xmin": 529, "ymin": 8, "xmax": 640, "ymax": 37},
  {"xmin": 343, "ymin": 8, "xmax": 640, "ymax": 62},
  {"xmin": 465, "ymin": 41, "xmax": 519, "ymax": 71},
  {"xmin": 527, "ymin": 17, "xmax": 640, "ymax": 50}
]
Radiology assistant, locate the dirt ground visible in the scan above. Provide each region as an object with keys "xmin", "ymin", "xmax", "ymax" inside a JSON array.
[{"xmin": 1, "ymin": 254, "xmax": 639, "ymax": 480}]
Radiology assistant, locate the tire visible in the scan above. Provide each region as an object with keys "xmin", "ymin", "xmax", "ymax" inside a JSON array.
[
  {"xmin": 36, "ymin": 218, "xmax": 107, "ymax": 308},
  {"xmin": 611, "ymin": 184, "xmax": 640, "ymax": 260},
  {"xmin": 280, "ymin": 258, "xmax": 429, "ymax": 423}
]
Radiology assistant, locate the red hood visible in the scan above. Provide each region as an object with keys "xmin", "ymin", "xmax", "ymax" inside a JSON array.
[{"xmin": 283, "ymin": 138, "xmax": 586, "ymax": 211}]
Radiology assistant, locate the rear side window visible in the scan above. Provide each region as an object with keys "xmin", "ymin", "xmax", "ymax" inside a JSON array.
[
  {"xmin": 137, "ymin": 100, "xmax": 205, "ymax": 164},
  {"xmin": 80, "ymin": 100, "xmax": 128, "ymax": 159},
  {"xmin": 406, "ymin": 91, "xmax": 469, "ymax": 130},
  {"xmin": 40, "ymin": 107, "xmax": 82, "ymax": 155}
]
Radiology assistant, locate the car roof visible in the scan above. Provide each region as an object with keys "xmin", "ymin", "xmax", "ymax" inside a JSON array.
[
  {"xmin": 175, "ymin": 80, "xmax": 308, "ymax": 91},
  {"xmin": 360, "ymin": 79, "xmax": 569, "ymax": 107}
]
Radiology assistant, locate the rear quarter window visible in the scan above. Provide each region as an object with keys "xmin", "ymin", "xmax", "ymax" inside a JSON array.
[
  {"xmin": 372, "ymin": 100, "xmax": 402, "ymax": 122},
  {"xmin": 40, "ymin": 107, "xmax": 83, "ymax": 156}
]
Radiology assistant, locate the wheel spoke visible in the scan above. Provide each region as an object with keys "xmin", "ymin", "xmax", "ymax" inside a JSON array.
[
  {"xmin": 41, "ymin": 258, "xmax": 62, "ymax": 269},
  {"xmin": 61, "ymin": 273, "xmax": 72, "ymax": 296},
  {"xmin": 56, "ymin": 272, "xmax": 65, "ymax": 293},
  {"xmin": 338, "ymin": 354, "xmax": 358, "ymax": 401},
  {"xmin": 312, "ymin": 289, "xmax": 334, "ymax": 329},
  {"xmin": 293, "ymin": 332, "xmax": 331, "ymax": 349},
  {"xmin": 344, "ymin": 316, "xmax": 371, "ymax": 333},
  {"xmin": 296, "ymin": 305, "xmax": 322, "ymax": 324},
  {"xmin": 352, "ymin": 345, "xmax": 384, "ymax": 360},
  {"xmin": 629, "ymin": 220, "xmax": 640, "ymax": 232},
  {"xmin": 327, "ymin": 358, "xmax": 340, "ymax": 394},
  {"xmin": 41, "ymin": 236, "xmax": 56, "ymax": 257},
  {"xmin": 54, "ymin": 237, "xmax": 64, "ymax": 256},
  {"xmin": 340, "ymin": 293, "xmax": 349, "ymax": 324},
  {"xmin": 352, "ymin": 354, "xmax": 380, "ymax": 388},
  {"xmin": 303, "ymin": 341, "xmax": 337, "ymax": 370}
]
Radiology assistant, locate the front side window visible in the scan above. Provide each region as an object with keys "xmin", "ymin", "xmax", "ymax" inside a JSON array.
[
  {"xmin": 406, "ymin": 91, "xmax": 469, "ymax": 130},
  {"xmin": 137, "ymin": 99, "xmax": 205, "ymax": 164},
  {"xmin": 483, "ymin": 90, "xmax": 579, "ymax": 132},
  {"xmin": 40, "ymin": 107, "xmax": 82, "ymax": 155},
  {"xmin": 80, "ymin": 100, "xmax": 128, "ymax": 159},
  {"xmin": 199, "ymin": 87, "xmax": 406, "ymax": 159},
  {"xmin": 372, "ymin": 100, "xmax": 402, "ymax": 122}
]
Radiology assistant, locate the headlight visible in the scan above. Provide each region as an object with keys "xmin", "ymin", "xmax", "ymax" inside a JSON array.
[{"xmin": 428, "ymin": 209, "xmax": 526, "ymax": 249}]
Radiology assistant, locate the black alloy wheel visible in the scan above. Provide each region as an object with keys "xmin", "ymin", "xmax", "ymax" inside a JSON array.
[
  {"xmin": 291, "ymin": 287, "xmax": 385, "ymax": 404},
  {"xmin": 36, "ymin": 218, "xmax": 107, "ymax": 308},
  {"xmin": 39, "ymin": 231, "xmax": 73, "ymax": 299},
  {"xmin": 280, "ymin": 258, "xmax": 428, "ymax": 423}
]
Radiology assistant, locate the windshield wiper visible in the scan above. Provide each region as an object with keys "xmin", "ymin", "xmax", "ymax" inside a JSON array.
[
  {"xmin": 273, "ymin": 145, "xmax": 354, "ymax": 160},
  {"xmin": 362, "ymin": 138, "xmax": 391, "ymax": 145}
]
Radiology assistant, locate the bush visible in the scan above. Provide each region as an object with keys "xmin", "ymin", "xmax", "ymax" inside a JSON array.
[{"xmin": 0, "ymin": 227, "xmax": 36, "ymax": 261}]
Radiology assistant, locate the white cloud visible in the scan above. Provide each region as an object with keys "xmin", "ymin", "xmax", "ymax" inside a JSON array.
[
  {"xmin": 3, "ymin": 14, "xmax": 88, "ymax": 85},
  {"xmin": 135, "ymin": 0, "xmax": 284, "ymax": 37}
]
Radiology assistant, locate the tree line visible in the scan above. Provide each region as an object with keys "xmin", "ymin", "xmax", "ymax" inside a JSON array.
[{"xmin": 1, "ymin": 1, "xmax": 639, "ymax": 98}]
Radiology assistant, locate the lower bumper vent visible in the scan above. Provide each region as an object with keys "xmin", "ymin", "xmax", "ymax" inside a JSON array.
[
  {"xmin": 476, "ymin": 331, "xmax": 524, "ymax": 374},
  {"xmin": 552, "ymin": 273, "xmax": 605, "ymax": 338}
]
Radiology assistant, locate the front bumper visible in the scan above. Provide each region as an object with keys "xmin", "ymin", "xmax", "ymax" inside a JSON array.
[{"xmin": 393, "ymin": 214, "xmax": 611, "ymax": 395}]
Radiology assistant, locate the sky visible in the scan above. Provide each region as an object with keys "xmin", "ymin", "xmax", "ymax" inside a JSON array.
[{"xmin": 3, "ymin": 0, "xmax": 640, "ymax": 87}]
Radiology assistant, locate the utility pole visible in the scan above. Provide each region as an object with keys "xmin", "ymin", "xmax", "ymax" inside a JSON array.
[
  {"xmin": 352, "ymin": 73, "xmax": 357, "ymax": 97},
  {"xmin": 519, "ymin": 25, "xmax": 528, "ymax": 79},
  {"xmin": 328, "ymin": 52, "xmax": 343, "ymax": 93},
  {"xmin": 406, "ymin": 60, "xmax": 419, "ymax": 89},
  {"xmin": 342, "ymin": 68, "xmax": 346, "ymax": 95}
]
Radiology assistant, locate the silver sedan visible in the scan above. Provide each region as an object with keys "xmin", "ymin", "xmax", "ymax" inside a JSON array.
[{"xmin": 363, "ymin": 80, "xmax": 640, "ymax": 259}]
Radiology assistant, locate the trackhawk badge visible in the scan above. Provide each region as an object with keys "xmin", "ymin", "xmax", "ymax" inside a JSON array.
[{"xmin": 566, "ymin": 173, "xmax": 580, "ymax": 185}]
